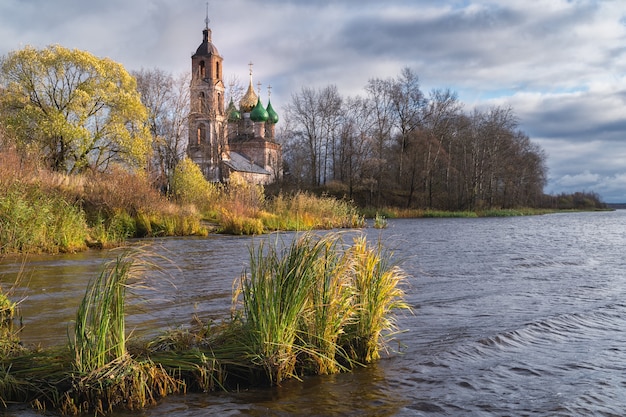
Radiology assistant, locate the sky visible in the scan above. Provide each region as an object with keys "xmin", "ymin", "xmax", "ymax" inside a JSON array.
[{"xmin": 1, "ymin": 0, "xmax": 625, "ymax": 202}]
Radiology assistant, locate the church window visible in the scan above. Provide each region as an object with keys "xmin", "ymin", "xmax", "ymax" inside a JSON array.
[
  {"xmin": 216, "ymin": 61, "xmax": 220, "ymax": 79},
  {"xmin": 197, "ymin": 124, "xmax": 206, "ymax": 145},
  {"xmin": 199, "ymin": 92, "xmax": 206, "ymax": 112},
  {"xmin": 199, "ymin": 61, "xmax": 206, "ymax": 78}
]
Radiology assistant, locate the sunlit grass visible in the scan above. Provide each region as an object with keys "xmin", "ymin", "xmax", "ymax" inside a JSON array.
[
  {"xmin": 234, "ymin": 232, "xmax": 410, "ymax": 382},
  {"xmin": 0, "ymin": 184, "xmax": 89, "ymax": 254},
  {"xmin": 234, "ymin": 234, "xmax": 324, "ymax": 384},
  {"xmin": 263, "ymin": 192, "xmax": 364, "ymax": 232},
  {"xmin": 342, "ymin": 236, "xmax": 410, "ymax": 363},
  {"xmin": 361, "ymin": 206, "xmax": 560, "ymax": 219}
]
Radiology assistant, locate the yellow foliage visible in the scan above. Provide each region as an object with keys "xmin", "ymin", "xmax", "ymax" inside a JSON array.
[
  {"xmin": 171, "ymin": 158, "xmax": 222, "ymax": 213},
  {"xmin": 0, "ymin": 44, "xmax": 150, "ymax": 173}
]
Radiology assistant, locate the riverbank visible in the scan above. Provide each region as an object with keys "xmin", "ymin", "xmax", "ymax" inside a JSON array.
[{"xmin": 0, "ymin": 155, "xmax": 363, "ymax": 255}]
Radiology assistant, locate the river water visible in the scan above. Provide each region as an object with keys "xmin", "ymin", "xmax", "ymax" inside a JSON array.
[{"xmin": 2, "ymin": 210, "xmax": 626, "ymax": 416}]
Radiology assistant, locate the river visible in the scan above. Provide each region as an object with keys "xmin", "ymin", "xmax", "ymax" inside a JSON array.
[{"xmin": 2, "ymin": 210, "xmax": 626, "ymax": 416}]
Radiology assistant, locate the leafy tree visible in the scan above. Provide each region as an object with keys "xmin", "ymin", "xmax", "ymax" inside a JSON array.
[{"xmin": 0, "ymin": 45, "xmax": 151, "ymax": 173}]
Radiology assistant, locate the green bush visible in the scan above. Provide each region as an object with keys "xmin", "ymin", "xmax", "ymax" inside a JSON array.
[{"xmin": 171, "ymin": 158, "xmax": 222, "ymax": 214}]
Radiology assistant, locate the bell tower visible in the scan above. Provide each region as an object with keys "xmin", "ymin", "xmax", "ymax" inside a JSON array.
[{"xmin": 187, "ymin": 7, "xmax": 226, "ymax": 181}]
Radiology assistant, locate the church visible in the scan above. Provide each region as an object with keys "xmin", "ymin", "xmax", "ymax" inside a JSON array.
[{"xmin": 186, "ymin": 17, "xmax": 282, "ymax": 184}]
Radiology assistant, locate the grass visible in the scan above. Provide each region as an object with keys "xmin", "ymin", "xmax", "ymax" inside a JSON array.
[
  {"xmin": 0, "ymin": 232, "xmax": 411, "ymax": 414},
  {"xmin": 361, "ymin": 206, "xmax": 562, "ymax": 219},
  {"xmin": 71, "ymin": 252, "xmax": 132, "ymax": 373},
  {"xmin": 373, "ymin": 212, "xmax": 388, "ymax": 229},
  {"xmin": 235, "ymin": 234, "xmax": 323, "ymax": 384},
  {"xmin": 342, "ymin": 236, "xmax": 410, "ymax": 363},
  {"xmin": 262, "ymin": 192, "xmax": 365, "ymax": 232},
  {"xmin": 0, "ymin": 150, "xmax": 365, "ymax": 252},
  {"xmin": 0, "ymin": 184, "xmax": 89, "ymax": 254},
  {"xmin": 233, "ymin": 232, "xmax": 410, "ymax": 383}
]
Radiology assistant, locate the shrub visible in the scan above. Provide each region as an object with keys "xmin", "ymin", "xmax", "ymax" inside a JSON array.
[{"xmin": 171, "ymin": 158, "xmax": 222, "ymax": 214}]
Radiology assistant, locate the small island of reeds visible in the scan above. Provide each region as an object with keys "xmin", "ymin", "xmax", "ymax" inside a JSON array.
[{"xmin": 0, "ymin": 232, "xmax": 410, "ymax": 415}]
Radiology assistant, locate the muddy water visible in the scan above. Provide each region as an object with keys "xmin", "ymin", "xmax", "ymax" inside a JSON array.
[{"xmin": 3, "ymin": 210, "xmax": 626, "ymax": 416}]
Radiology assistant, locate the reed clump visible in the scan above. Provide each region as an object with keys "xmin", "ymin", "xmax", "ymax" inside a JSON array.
[
  {"xmin": 0, "ymin": 183, "xmax": 89, "ymax": 254},
  {"xmin": 373, "ymin": 212, "xmax": 388, "ymax": 229},
  {"xmin": 341, "ymin": 236, "xmax": 410, "ymax": 363},
  {"xmin": 233, "ymin": 232, "xmax": 410, "ymax": 384}
]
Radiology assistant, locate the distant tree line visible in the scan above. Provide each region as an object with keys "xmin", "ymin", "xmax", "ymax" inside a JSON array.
[
  {"xmin": 0, "ymin": 46, "xmax": 605, "ymax": 211},
  {"xmin": 280, "ymin": 67, "xmax": 549, "ymax": 210}
]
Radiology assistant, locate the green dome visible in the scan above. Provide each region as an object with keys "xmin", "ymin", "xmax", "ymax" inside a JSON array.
[
  {"xmin": 266, "ymin": 99, "xmax": 279, "ymax": 124},
  {"xmin": 226, "ymin": 98, "xmax": 241, "ymax": 122},
  {"xmin": 250, "ymin": 97, "xmax": 269, "ymax": 122}
]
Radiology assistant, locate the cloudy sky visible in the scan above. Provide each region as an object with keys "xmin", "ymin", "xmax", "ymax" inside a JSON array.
[{"xmin": 1, "ymin": 0, "xmax": 625, "ymax": 202}]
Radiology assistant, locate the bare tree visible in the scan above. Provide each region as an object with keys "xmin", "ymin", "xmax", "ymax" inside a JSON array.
[
  {"xmin": 133, "ymin": 68, "xmax": 190, "ymax": 193},
  {"xmin": 336, "ymin": 95, "xmax": 374, "ymax": 198},
  {"xmin": 390, "ymin": 67, "xmax": 425, "ymax": 183},
  {"xmin": 280, "ymin": 67, "xmax": 548, "ymax": 210},
  {"xmin": 318, "ymin": 85, "xmax": 342, "ymax": 184},
  {"xmin": 365, "ymin": 77, "xmax": 397, "ymax": 206},
  {"xmin": 284, "ymin": 85, "xmax": 343, "ymax": 186}
]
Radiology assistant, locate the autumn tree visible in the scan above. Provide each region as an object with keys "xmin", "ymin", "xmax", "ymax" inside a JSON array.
[{"xmin": 0, "ymin": 45, "xmax": 151, "ymax": 174}]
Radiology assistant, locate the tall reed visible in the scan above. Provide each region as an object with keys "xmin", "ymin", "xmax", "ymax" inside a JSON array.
[
  {"xmin": 234, "ymin": 234, "xmax": 324, "ymax": 384},
  {"xmin": 298, "ymin": 235, "xmax": 354, "ymax": 374},
  {"xmin": 67, "ymin": 248, "xmax": 180, "ymax": 413},
  {"xmin": 234, "ymin": 232, "xmax": 410, "ymax": 382},
  {"xmin": 71, "ymin": 253, "xmax": 131, "ymax": 372},
  {"xmin": 342, "ymin": 236, "xmax": 410, "ymax": 363}
]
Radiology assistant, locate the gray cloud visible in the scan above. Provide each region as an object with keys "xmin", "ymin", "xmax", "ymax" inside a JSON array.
[{"xmin": 2, "ymin": 0, "xmax": 626, "ymax": 202}]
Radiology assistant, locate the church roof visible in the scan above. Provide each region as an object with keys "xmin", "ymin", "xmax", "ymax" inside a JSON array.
[
  {"xmin": 226, "ymin": 98, "xmax": 241, "ymax": 122},
  {"xmin": 194, "ymin": 28, "xmax": 220, "ymax": 57},
  {"xmin": 223, "ymin": 152, "xmax": 270, "ymax": 175}
]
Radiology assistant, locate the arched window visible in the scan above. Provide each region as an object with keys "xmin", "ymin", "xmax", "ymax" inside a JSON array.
[
  {"xmin": 216, "ymin": 61, "xmax": 220, "ymax": 79},
  {"xmin": 199, "ymin": 61, "xmax": 206, "ymax": 78},
  {"xmin": 197, "ymin": 124, "xmax": 206, "ymax": 145},
  {"xmin": 199, "ymin": 92, "xmax": 206, "ymax": 113}
]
